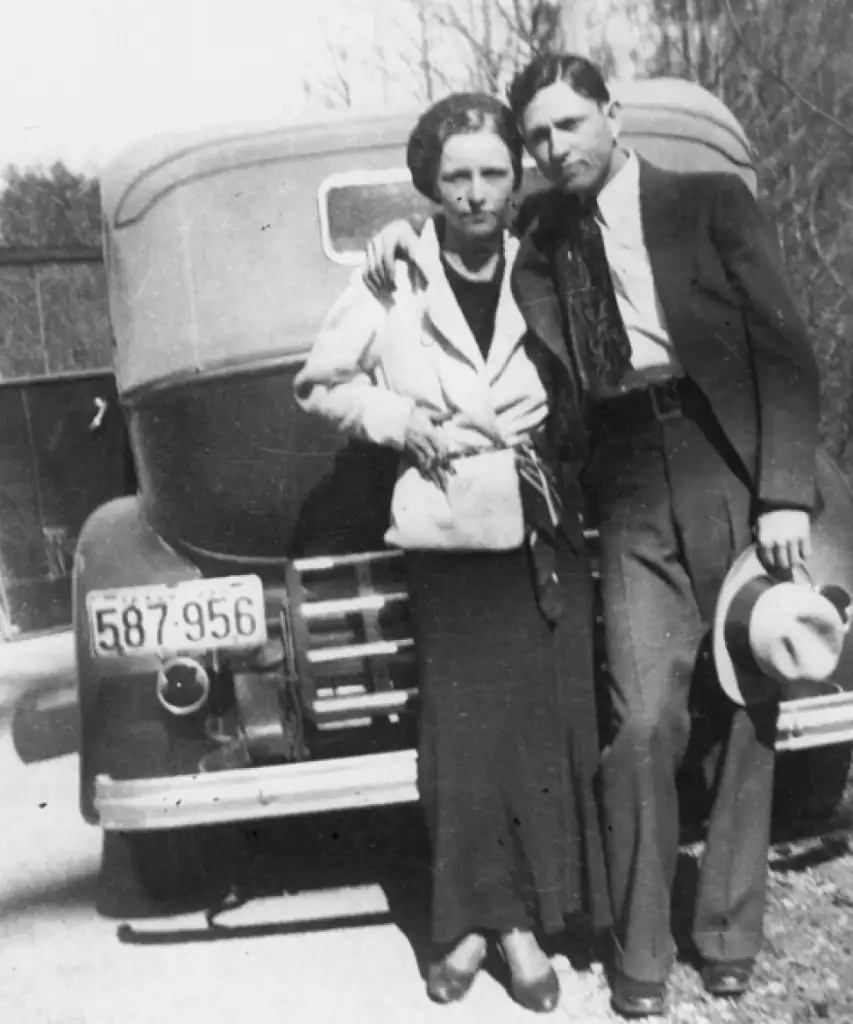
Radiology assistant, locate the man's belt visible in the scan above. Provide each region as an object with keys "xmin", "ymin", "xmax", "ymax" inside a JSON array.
[{"xmin": 593, "ymin": 377, "xmax": 704, "ymax": 428}]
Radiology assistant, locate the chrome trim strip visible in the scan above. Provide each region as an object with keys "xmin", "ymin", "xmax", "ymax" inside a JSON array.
[
  {"xmin": 307, "ymin": 638, "xmax": 414, "ymax": 664},
  {"xmin": 293, "ymin": 550, "xmax": 402, "ymax": 572},
  {"xmin": 776, "ymin": 692, "xmax": 853, "ymax": 751},
  {"xmin": 312, "ymin": 689, "xmax": 416, "ymax": 717},
  {"xmin": 94, "ymin": 749, "xmax": 418, "ymax": 831},
  {"xmin": 300, "ymin": 591, "xmax": 408, "ymax": 619}
]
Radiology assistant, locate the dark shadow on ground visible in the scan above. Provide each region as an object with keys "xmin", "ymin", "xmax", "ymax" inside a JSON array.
[
  {"xmin": 0, "ymin": 866, "xmax": 100, "ymax": 921},
  {"xmin": 9, "ymin": 677, "xmax": 79, "ymax": 764},
  {"xmin": 97, "ymin": 804, "xmax": 434, "ymax": 968}
]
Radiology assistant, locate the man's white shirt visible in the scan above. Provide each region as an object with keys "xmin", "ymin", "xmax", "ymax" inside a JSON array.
[{"xmin": 594, "ymin": 150, "xmax": 683, "ymax": 394}]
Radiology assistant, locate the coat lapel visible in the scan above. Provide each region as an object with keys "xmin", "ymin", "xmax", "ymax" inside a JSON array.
[
  {"xmin": 510, "ymin": 193, "xmax": 575, "ymax": 375},
  {"xmin": 415, "ymin": 221, "xmax": 486, "ymax": 370},
  {"xmin": 485, "ymin": 235, "xmax": 528, "ymax": 382},
  {"xmin": 638, "ymin": 158, "xmax": 695, "ymax": 355}
]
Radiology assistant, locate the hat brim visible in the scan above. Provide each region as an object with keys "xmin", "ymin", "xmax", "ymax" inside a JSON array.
[{"xmin": 712, "ymin": 545, "xmax": 768, "ymax": 706}]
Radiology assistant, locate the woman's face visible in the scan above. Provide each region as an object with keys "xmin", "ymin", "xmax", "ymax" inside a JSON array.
[{"xmin": 436, "ymin": 129, "xmax": 516, "ymax": 242}]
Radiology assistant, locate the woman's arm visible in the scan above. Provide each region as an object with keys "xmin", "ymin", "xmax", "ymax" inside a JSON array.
[{"xmin": 294, "ymin": 274, "xmax": 416, "ymax": 449}]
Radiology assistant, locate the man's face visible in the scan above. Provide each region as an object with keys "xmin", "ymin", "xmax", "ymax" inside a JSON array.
[{"xmin": 520, "ymin": 79, "xmax": 620, "ymax": 195}]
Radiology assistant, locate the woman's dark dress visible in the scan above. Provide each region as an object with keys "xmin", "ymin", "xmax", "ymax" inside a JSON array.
[{"xmin": 407, "ymin": 257, "xmax": 611, "ymax": 945}]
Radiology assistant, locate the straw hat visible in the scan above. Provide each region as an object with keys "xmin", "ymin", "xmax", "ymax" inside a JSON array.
[
  {"xmin": 713, "ymin": 451, "xmax": 853, "ymax": 707},
  {"xmin": 713, "ymin": 549, "xmax": 850, "ymax": 706}
]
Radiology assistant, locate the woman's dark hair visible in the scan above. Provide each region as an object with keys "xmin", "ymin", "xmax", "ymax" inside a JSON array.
[
  {"xmin": 507, "ymin": 54, "xmax": 610, "ymax": 121},
  {"xmin": 406, "ymin": 92, "xmax": 524, "ymax": 202}
]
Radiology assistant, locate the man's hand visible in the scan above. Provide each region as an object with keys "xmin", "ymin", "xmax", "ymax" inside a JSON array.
[
  {"xmin": 755, "ymin": 508, "xmax": 811, "ymax": 574},
  {"xmin": 363, "ymin": 220, "xmax": 424, "ymax": 296},
  {"xmin": 403, "ymin": 406, "xmax": 453, "ymax": 489}
]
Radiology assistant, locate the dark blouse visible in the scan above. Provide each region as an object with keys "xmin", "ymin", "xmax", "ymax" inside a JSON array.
[{"xmin": 440, "ymin": 252, "xmax": 505, "ymax": 361}]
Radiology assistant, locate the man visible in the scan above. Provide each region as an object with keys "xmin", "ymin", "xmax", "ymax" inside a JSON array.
[{"xmin": 365, "ymin": 56, "xmax": 820, "ymax": 1018}]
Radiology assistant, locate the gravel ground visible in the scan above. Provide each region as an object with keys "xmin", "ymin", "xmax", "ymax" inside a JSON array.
[
  {"xmin": 664, "ymin": 833, "xmax": 853, "ymax": 1024},
  {"xmin": 563, "ymin": 787, "xmax": 853, "ymax": 1024}
]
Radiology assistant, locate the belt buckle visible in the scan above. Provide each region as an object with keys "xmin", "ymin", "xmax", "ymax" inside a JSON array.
[{"xmin": 649, "ymin": 380, "xmax": 682, "ymax": 421}]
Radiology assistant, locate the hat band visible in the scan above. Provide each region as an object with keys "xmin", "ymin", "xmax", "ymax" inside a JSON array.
[{"xmin": 724, "ymin": 575, "xmax": 778, "ymax": 700}]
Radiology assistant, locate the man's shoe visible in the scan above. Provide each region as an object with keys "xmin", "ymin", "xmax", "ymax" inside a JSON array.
[
  {"xmin": 701, "ymin": 959, "xmax": 754, "ymax": 998},
  {"xmin": 610, "ymin": 970, "xmax": 666, "ymax": 1019}
]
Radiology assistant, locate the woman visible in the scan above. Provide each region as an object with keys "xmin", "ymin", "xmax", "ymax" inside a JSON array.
[{"xmin": 294, "ymin": 93, "xmax": 609, "ymax": 1013}]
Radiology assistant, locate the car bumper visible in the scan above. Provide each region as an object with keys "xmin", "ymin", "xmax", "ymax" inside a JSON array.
[
  {"xmin": 94, "ymin": 749, "xmax": 418, "ymax": 831},
  {"xmin": 94, "ymin": 693, "xmax": 853, "ymax": 832},
  {"xmin": 776, "ymin": 691, "xmax": 853, "ymax": 751}
]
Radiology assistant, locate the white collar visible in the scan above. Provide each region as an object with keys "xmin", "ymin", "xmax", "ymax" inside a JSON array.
[
  {"xmin": 412, "ymin": 217, "xmax": 518, "ymax": 284},
  {"xmin": 596, "ymin": 149, "xmax": 639, "ymax": 229}
]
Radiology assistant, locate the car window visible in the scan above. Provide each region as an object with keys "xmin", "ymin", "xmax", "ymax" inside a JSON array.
[
  {"xmin": 319, "ymin": 163, "xmax": 552, "ymax": 264},
  {"xmin": 320, "ymin": 170, "xmax": 435, "ymax": 264}
]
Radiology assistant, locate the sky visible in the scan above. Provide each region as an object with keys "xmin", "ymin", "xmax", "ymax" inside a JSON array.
[
  {"xmin": 0, "ymin": 0, "xmax": 391, "ymax": 172},
  {"xmin": 2, "ymin": 0, "xmax": 646, "ymax": 174}
]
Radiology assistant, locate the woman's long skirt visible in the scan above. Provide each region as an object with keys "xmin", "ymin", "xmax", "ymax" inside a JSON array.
[{"xmin": 406, "ymin": 538, "xmax": 611, "ymax": 946}]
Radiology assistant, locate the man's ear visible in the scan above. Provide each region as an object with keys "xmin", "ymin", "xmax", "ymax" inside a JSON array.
[{"xmin": 606, "ymin": 99, "xmax": 622, "ymax": 142}]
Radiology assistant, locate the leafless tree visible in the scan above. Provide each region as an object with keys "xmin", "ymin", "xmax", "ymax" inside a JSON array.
[{"xmin": 301, "ymin": 38, "xmax": 357, "ymax": 109}]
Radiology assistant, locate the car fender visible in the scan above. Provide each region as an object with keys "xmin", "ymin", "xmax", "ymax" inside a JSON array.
[{"xmin": 73, "ymin": 496, "xmax": 202, "ymax": 821}]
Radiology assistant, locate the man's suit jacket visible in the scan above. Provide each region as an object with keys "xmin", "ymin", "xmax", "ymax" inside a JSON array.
[{"xmin": 511, "ymin": 157, "xmax": 821, "ymax": 513}]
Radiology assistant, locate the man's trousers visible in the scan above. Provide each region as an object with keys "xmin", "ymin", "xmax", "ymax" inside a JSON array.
[{"xmin": 585, "ymin": 381, "xmax": 779, "ymax": 984}]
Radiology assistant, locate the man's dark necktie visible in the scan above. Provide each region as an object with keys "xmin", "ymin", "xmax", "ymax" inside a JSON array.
[{"xmin": 564, "ymin": 200, "xmax": 633, "ymax": 397}]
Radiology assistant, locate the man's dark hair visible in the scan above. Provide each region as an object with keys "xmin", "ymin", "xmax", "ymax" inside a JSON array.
[{"xmin": 507, "ymin": 54, "xmax": 610, "ymax": 120}]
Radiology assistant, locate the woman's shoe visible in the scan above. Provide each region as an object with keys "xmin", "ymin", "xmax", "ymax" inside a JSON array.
[
  {"xmin": 498, "ymin": 929, "xmax": 561, "ymax": 1013},
  {"xmin": 509, "ymin": 966, "xmax": 561, "ymax": 1014},
  {"xmin": 426, "ymin": 934, "xmax": 487, "ymax": 1005}
]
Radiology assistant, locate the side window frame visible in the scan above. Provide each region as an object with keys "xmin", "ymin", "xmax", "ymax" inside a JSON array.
[
  {"xmin": 317, "ymin": 167, "xmax": 431, "ymax": 266},
  {"xmin": 316, "ymin": 160, "xmax": 550, "ymax": 265}
]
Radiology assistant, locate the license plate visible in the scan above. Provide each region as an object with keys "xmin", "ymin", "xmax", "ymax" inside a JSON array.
[{"xmin": 88, "ymin": 575, "xmax": 267, "ymax": 658}]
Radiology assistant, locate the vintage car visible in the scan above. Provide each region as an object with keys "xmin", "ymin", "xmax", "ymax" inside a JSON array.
[{"xmin": 76, "ymin": 77, "xmax": 853, "ymax": 896}]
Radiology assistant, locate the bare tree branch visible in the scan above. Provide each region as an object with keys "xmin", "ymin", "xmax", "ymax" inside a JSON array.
[
  {"xmin": 432, "ymin": 2, "xmax": 505, "ymax": 92},
  {"xmin": 808, "ymin": 182, "xmax": 853, "ymax": 297},
  {"xmin": 722, "ymin": 0, "xmax": 853, "ymax": 142},
  {"xmin": 494, "ymin": 0, "xmax": 533, "ymax": 44}
]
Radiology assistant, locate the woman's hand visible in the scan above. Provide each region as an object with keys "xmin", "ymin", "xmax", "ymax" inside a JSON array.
[
  {"xmin": 363, "ymin": 220, "xmax": 424, "ymax": 296},
  {"xmin": 755, "ymin": 508, "xmax": 811, "ymax": 574},
  {"xmin": 403, "ymin": 406, "xmax": 453, "ymax": 488}
]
